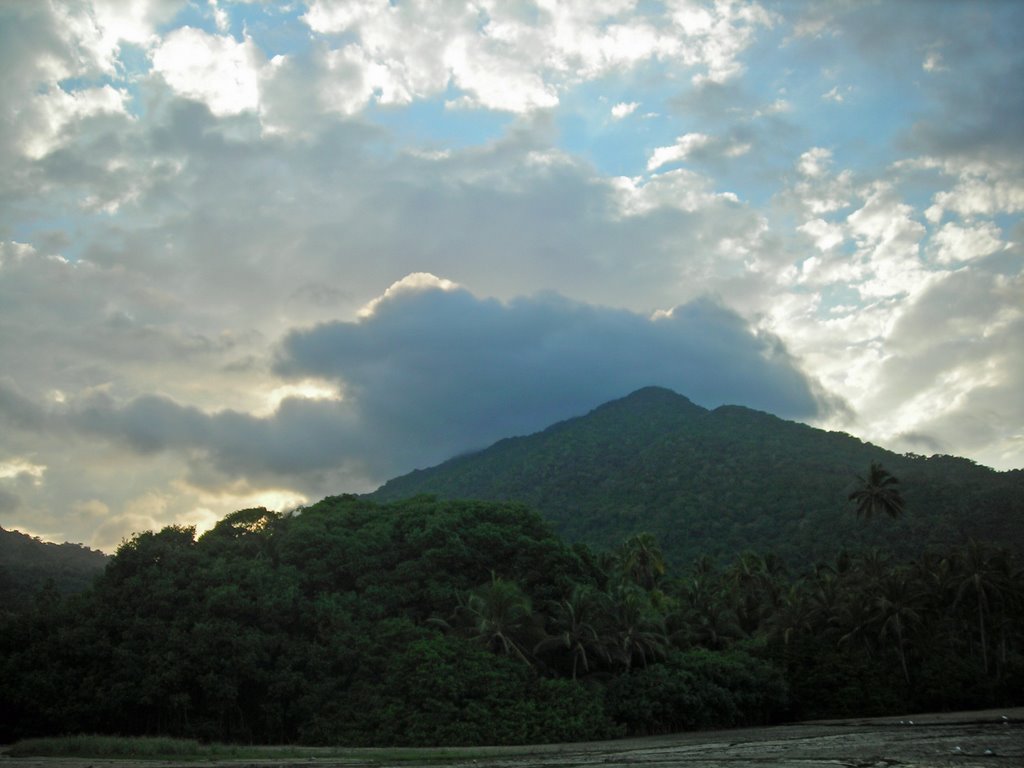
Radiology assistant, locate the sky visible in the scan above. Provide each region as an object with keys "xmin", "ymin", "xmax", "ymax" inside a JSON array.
[{"xmin": 1, "ymin": 0, "xmax": 1022, "ymax": 552}]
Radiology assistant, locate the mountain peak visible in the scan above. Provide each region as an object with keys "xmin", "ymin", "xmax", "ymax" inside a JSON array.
[
  {"xmin": 619, "ymin": 385, "xmax": 702, "ymax": 407},
  {"xmin": 586, "ymin": 386, "xmax": 707, "ymax": 420},
  {"xmin": 370, "ymin": 390, "xmax": 1024, "ymax": 565}
]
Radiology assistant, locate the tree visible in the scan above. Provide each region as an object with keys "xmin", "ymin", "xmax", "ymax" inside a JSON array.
[
  {"xmin": 866, "ymin": 570, "xmax": 927, "ymax": 686},
  {"xmin": 457, "ymin": 575, "xmax": 539, "ymax": 665},
  {"xmin": 949, "ymin": 540, "xmax": 1012, "ymax": 676},
  {"xmin": 848, "ymin": 461, "xmax": 905, "ymax": 520},
  {"xmin": 534, "ymin": 586, "xmax": 611, "ymax": 679},
  {"xmin": 605, "ymin": 584, "xmax": 667, "ymax": 670},
  {"xmin": 725, "ymin": 552, "xmax": 786, "ymax": 636},
  {"xmin": 618, "ymin": 533, "xmax": 666, "ymax": 591}
]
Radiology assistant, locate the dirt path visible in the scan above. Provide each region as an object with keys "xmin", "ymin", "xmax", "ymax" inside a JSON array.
[{"xmin": 3, "ymin": 709, "xmax": 1021, "ymax": 768}]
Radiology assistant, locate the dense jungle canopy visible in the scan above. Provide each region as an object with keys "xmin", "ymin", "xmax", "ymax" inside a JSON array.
[{"xmin": 2, "ymin": 494, "xmax": 1022, "ymax": 746}]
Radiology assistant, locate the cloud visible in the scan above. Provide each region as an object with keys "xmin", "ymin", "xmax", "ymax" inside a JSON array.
[
  {"xmin": 847, "ymin": 184, "xmax": 928, "ymax": 300},
  {"xmin": 152, "ymin": 26, "xmax": 264, "ymax": 117},
  {"xmin": 797, "ymin": 147, "xmax": 832, "ymax": 179},
  {"xmin": 821, "ymin": 85, "xmax": 847, "ymax": 103},
  {"xmin": 668, "ymin": 0, "xmax": 776, "ymax": 84},
  {"xmin": 0, "ymin": 378, "xmax": 49, "ymax": 433},
  {"xmin": 293, "ymin": 0, "xmax": 772, "ymax": 114},
  {"xmin": 864, "ymin": 267, "xmax": 1024, "ymax": 470},
  {"xmin": 0, "ymin": 458, "xmax": 47, "ymax": 484},
  {"xmin": 0, "ymin": 488, "xmax": 19, "ymax": 514},
  {"xmin": 271, "ymin": 275, "xmax": 828, "ymax": 476},
  {"xmin": 0, "ymin": 275, "xmax": 830, "ymax": 504},
  {"xmin": 648, "ymin": 133, "xmax": 712, "ymax": 171},
  {"xmin": 2, "ymin": 0, "xmax": 1023, "ymax": 553},
  {"xmin": 929, "ymin": 221, "xmax": 1007, "ymax": 265},
  {"xmin": 796, "ymin": 218, "xmax": 845, "ymax": 254},
  {"xmin": 611, "ymin": 101, "xmax": 639, "ymax": 119}
]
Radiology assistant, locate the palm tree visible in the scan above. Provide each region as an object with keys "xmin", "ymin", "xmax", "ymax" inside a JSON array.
[
  {"xmin": 868, "ymin": 570, "xmax": 927, "ymax": 686},
  {"xmin": 618, "ymin": 532, "xmax": 666, "ymax": 591},
  {"xmin": 806, "ymin": 568, "xmax": 844, "ymax": 638},
  {"xmin": 668, "ymin": 560, "xmax": 740, "ymax": 650},
  {"xmin": 534, "ymin": 586, "xmax": 611, "ymax": 679},
  {"xmin": 605, "ymin": 583, "xmax": 667, "ymax": 670},
  {"xmin": 458, "ymin": 574, "xmax": 539, "ymax": 664},
  {"xmin": 725, "ymin": 552, "xmax": 786, "ymax": 636},
  {"xmin": 768, "ymin": 582, "xmax": 814, "ymax": 646},
  {"xmin": 848, "ymin": 461, "xmax": 905, "ymax": 520},
  {"xmin": 949, "ymin": 540, "xmax": 1011, "ymax": 676}
]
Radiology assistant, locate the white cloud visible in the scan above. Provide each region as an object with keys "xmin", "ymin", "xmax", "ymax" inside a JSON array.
[
  {"xmin": 358, "ymin": 272, "xmax": 461, "ymax": 317},
  {"xmin": 209, "ymin": 0, "xmax": 230, "ymax": 34},
  {"xmin": 667, "ymin": 0, "xmax": 776, "ymax": 84},
  {"xmin": 647, "ymin": 132, "xmax": 750, "ymax": 171},
  {"xmin": 929, "ymin": 221, "xmax": 1007, "ymax": 265},
  {"xmin": 613, "ymin": 168, "xmax": 740, "ymax": 216},
  {"xmin": 922, "ymin": 51, "xmax": 946, "ymax": 72},
  {"xmin": 647, "ymin": 133, "xmax": 711, "ymax": 170},
  {"xmin": 797, "ymin": 147, "xmax": 832, "ymax": 178},
  {"xmin": 847, "ymin": 185, "xmax": 928, "ymax": 299},
  {"xmin": 16, "ymin": 84, "xmax": 130, "ymax": 159},
  {"xmin": 754, "ymin": 97, "xmax": 791, "ymax": 117},
  {"xmin": 302, "ymin": 0, "xmax": 386, "ymax": 34},
  {"xmin": 0, "ymin": 458, "xmax": 47, "ymax": 484},
  {"xmin": 446, "ymin": 36, "xmax": 560, "ymax": 112},
  {"xmin": 798, "ymin": 217, "xmax": 845, "ymax": 252},
  {"xmin": 903, "ymin": 158, "xmax": 1024, "ymax": 224},
  {"xmin": 294, "ymin": 0, "xmax": 771, "ymax": 115},
  {"xmin": 611, "ymin": 101, "xmax": 639, "ymax": 119},
  {"xmin": 320, "ymin": 44, "xmax": 414, "ymax": 114},
  {"xmin": 821, "ymin": 85, "xmax": 850, "ymax": 102},
  {"xmin": 152, "ymin": 27, "xmax": 264, "ymax": 116},
  {"xmin": 859, "ymin": 269, "xmax": 1024, "ymax": 470},
  {"xmin": 932, "ymin": 174, "xmax": 1024, "ymax": 219}
]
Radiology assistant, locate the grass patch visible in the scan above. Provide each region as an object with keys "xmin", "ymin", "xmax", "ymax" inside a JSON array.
[
  {"xmin": 4, "ymin": 735, "xmax": 532, "ymax": 763},
  {"xmin": 8, "ymin": 735, "xmax": 210, "ymax": 758},
  {"xmin": 5, "ymin": 736, "xmax": 336, "ymax": 760}
]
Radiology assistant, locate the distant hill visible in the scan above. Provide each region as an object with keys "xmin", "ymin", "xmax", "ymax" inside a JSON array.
[
  {"xmin": 0, "ymin": 527, "xmax": 109, "ymax": 614},
  {"xmin": 370, "ymin": 386, "xmax": 1024, "ymax": 566}
]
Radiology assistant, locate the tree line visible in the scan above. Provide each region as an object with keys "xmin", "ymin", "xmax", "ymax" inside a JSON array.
[{"xmin": 1, "ymin": 489, "xmax": 1022, "ymax": 745}]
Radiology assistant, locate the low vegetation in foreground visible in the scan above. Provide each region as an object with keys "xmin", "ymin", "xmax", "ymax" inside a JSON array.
[
  {"xmin": 5, "ymin": 734, "xmax": 497, "ymax": 762},
  {"xmin": 8, "ymin": 735, "xmax": 215, "ymax": 759},
  {"xmin": 2, "ymin": 491, "xmax": 1022, "ymax": 747}
]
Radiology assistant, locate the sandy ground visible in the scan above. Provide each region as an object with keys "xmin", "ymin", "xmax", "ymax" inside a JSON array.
[{"xmin": 2, "ymin": 708, "xmax": 1021, "ymax": 768}]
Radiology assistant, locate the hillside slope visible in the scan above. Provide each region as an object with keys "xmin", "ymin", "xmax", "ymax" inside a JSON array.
[
  {"xmin": 0, "ymin": 527, "xmax": 109, "ymax": 614},
  {"xmin": 371, "ymin": 387, "xmax": 1024, "ymax": 565}
]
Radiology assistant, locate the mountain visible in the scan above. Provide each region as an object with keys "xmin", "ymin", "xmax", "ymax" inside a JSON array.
[
  {"xmin": 0, "ymin": 526, "xmax": 109, "ymax": 614},
  {"xmin": 370, "ymin": 386, "xmax": 1024, "ymax": 565}
]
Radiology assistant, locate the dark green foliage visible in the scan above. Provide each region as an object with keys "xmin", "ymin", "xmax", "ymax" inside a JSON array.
[
  {"xmin": 848, "ymin": 461, "xmax": 905, "ymax": 520},
  {"xmin": 370, "ymin": 387, "xmax": 1024, "ymax": 567},
  {"xmin": 2, "ymin": 493, "xmax": 1022, "ymax": 747},
  {"xmin": 604, "ymin": 648, "xmax": 789, "ymax": 735},
  {"xmin": 311, "ymin": 621, "xmax": 615, "ymax": 745},
  {"xmin": 0, "ymin": 498, "xmax": 616, "ymax": 746},
  {"xmin": 0, "ymin": 526, "xmax": 108, "ymax": 616}
]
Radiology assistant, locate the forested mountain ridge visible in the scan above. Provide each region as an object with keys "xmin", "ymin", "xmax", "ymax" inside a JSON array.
[
  {"xmin": 0, "ymin": 526, "xmax": 109, "ymax": 615},
  {"xmin": 371, "ymin": 386, "xmax": 1024, "ymax": 565}
]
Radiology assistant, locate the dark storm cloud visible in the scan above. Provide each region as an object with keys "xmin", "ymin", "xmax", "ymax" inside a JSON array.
[
  {"xmin": 0, "ymin": 488, "xmax": 19, "ymax": 514},
  {"xmin": 274, "ymin": 282, "xmax": 829, "ymax": 476},
  {"xmin": 908, "ymin": 51, "xmax": 1024, "ymax": 162},
  {"xmin": 0, "ymin": 379, "xmax": 48, "ymax": 432},
  {"xmin": 68, "ymin": 390, "xmax": 361, "ymax": 481},
  {"xmin": 39, "ymin": 283, "xmax": 830, "ymax": 489}
]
